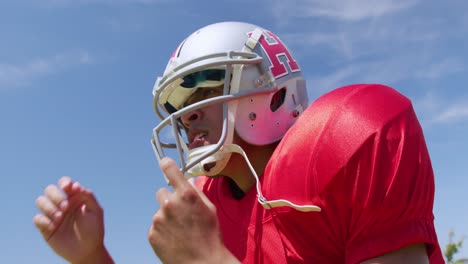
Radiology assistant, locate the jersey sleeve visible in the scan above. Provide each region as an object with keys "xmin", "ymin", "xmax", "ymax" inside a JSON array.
[
  {"xmin": 345, "ymin": 109, "xmax": 441, "ymax": 263},
  {"xmin": 316, "ymin": 85, "xmax": 443, "ymax": 263}
]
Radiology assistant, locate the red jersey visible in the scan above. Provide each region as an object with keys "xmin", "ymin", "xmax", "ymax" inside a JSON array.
[{"xmin": 196, "ymin": 84, "xmax": 443, "ymax": 263}]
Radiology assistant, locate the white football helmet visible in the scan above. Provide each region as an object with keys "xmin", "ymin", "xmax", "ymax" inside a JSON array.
[{"xmin": 151, "ymin": 21, "xmax": 308, "ymax": 181}]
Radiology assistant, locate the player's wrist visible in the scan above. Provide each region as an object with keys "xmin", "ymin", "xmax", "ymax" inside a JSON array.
[
  {"xmin": 71, "ymin": 244, "xmax": 114, "ymax": 264},
  {"xmin": 206, "ymin": 245, "xmax": 240, "ymax": 264}
]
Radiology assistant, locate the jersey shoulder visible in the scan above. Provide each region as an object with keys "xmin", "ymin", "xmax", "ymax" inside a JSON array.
[{"xmin": 265, "ymin": 83, "xmax": 416, "ymax": 197}]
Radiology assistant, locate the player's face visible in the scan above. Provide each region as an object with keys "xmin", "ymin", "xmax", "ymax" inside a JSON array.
[{"xmin": 180, "ymin": 86, "xmax": 224, "ymax": 150}]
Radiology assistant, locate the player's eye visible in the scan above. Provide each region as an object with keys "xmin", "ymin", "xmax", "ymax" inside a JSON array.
[
  {"xmin": 184, "ymin": 87, "xmax": 223, "ymax": 107},
  {"xmin": 203, "ymin": 87, "xmax": 222, "ymax": 98}
]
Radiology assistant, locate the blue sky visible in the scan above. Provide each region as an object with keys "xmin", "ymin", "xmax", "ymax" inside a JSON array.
[{"xmin": 1, "ymin": 0, "xmax": 467, "ymax": 263}]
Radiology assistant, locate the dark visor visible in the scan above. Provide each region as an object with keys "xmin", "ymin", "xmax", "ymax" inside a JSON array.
[{"xmin": 180, "ymin": 69, "xmax": 225, "ymax": 88}]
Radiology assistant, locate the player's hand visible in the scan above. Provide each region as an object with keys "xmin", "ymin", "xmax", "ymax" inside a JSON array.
[
  {"xmin": 33, "ymin": 177, "xmax": 110, "ymax": 264},
  {"xmin": 148, "ymin": 157, "xmax": 239, "ymax": 264}
]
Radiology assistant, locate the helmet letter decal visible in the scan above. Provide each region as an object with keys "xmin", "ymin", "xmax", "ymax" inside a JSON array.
[{"xmin": 253, "ymin": 31, "xmax": 300, "ymax": 79}]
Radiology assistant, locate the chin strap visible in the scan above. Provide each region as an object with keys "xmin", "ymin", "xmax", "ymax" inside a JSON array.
[
  {"xmin": 223, "ymin": 144, "xmax": 321, "ymax": 213},
  {"xmin": 185, "ymin": 144, "xmax": 232, "ymax": 177}
]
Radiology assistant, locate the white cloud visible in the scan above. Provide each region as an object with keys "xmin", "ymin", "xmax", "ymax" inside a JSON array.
[
  {"xmin": 41, "ymin": 0, "xmax": 167, "ymax": 6},
  {"xmin": 432, "ymin": 103, "xmax": 468, "ymax": 124},
  {"xmin": 307, "ymin": 55, "xmax": 428, "ymax": 90},
  {"xmin": 412, "ymin": 91, "xmax": 468, "ymax": 126},
  {"xmin": 0, "ymin": 51, "xmax": 93, "ymax": 89},
  {"xmin": 280, "ymin": 3, "xmax": 466, "ymax": 90},
  {"xmin": 305, "ymin": 52, "xmax": 466, "ymax": 108},
  {"xmin": 271, "ymin": 1, "xmax": 466, "ymax": 84},
  {"xmin": 307, "ymin": 66, "xmax": 358, "ymax": 98},
  {"xmin": 413, "ymin": 91, "xmax": 440, "ymax": 115},
  {"xmin": 283, "ymin": 14, "xmax": 441, "ymax": 63},
  {"xmin": 415, "ymin": 58, "xmax": 465, "ymax": 80},
  {"xmin": 272, "ymin": 0, "xmax": 419, "ymax": 22}
]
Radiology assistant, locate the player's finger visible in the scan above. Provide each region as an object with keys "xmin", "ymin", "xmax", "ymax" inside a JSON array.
[
  {"xmin": 44, "ymin": 184, "xmax": 67, "ymax": 210},
  {"xmin": 58, "ymin": 177, "xmax": 87, "ymax": 196},
  {"xmin": 159, "ymin": 157, "xmax": 186, "ymax": 189},
  {"xmin": 68, "ymin": 188, "xmax": 102, "ymax": 214},
  {"xmin": 71, "ymin": 181, "xmax": 85, "ymax": 192},
  {"xmin": 58, "ymin": 176, "xmax": 73, "ymax": 191},
  {"xmin": 33, "ymin": 214, "xmax": 54, "ymax": 236},
  {"xmin": 156, "ymin": 188, "xmax": 171, "ymax": 207},
  {"xmin": 35, "ymin": 195, "xmax": 62, "ymax": 222}
]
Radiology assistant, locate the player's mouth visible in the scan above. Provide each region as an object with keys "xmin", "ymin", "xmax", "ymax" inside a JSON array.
[{"xmin": 188, "ymin": 131, "xmax": 208, "ymax": 149}]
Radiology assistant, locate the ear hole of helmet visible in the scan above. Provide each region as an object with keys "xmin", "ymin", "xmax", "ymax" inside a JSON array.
[{"xmin": 270, "ymin": 87, "xmax": 286, "ymax": 112}]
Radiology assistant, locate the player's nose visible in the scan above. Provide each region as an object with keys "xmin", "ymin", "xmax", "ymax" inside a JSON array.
[{"xmin": 181, "ymin": 109, "xmax": 203, "ymax": 128}]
